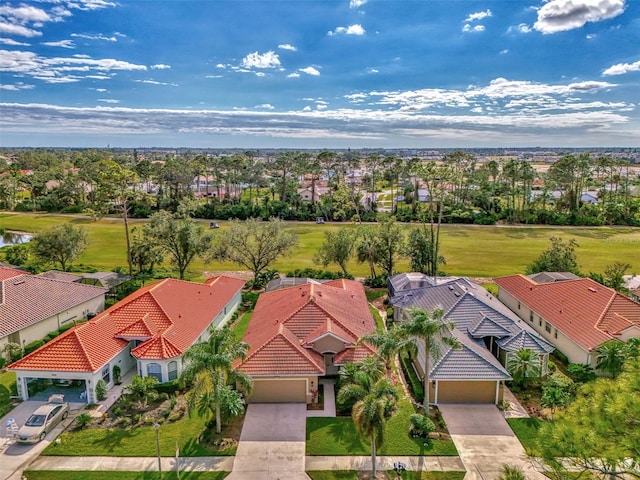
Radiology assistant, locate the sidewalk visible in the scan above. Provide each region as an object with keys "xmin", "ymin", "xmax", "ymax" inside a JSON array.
[{"xmin": 26, "ymin": 455, "xmax": 465, "ymax": 473}]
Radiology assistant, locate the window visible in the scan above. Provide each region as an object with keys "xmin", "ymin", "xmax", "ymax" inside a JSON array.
[
  {"xmin": 517, "ymin": 302, "xmax": 521, "ymax": 310},
  {"xmin": 168, "ymin": 361, "xmax": 178, "ymax": 381},
  {"xmin": 545, "ymin": 322, "xmax": 552, "ymax": 333},
  {"xmin": 147, "ymin": 363, "xmax": 163, "ymax": 382},
  {"xmin": 539, "ymin": 319, "xmax": 542, "ymax": 327},
  {"xmin": 529, "ymin": 312, "xmax": 533, "ymax": 323},
  {"xmin": 102, "ymin": 365, "xmax": 110, "ymax": 384},
  {"xmin": 554, "ymin": 329, "xmax": 558, "ymax": 339}
]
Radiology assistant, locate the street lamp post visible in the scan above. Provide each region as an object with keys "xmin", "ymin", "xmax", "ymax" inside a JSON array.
[{"xmin": 154, "ymin": 422, "xmax": 162, "ymax": 478}]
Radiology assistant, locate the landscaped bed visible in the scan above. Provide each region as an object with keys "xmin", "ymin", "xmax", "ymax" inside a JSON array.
[
  {"xmin": 23, "ymin": 471, "xmax": 228, "ymax": 480},
  {"xmin": 306, "ymin": 398, "xmax": 457, "ymax": 457},
  {"xmin": 307, "ymin": 471, "xmax": 465, "ymax": 480}
]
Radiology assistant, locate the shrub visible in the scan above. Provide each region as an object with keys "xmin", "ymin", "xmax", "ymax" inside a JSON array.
[
  {"xmin": 242, "ymin": 291, "xmax": 260, "ymax": 309},
  {"xmin": 409, "ymin": 413, "xmax": 435, "ymax": 437},
  {"xmin": 75, "ymin": 413, "xmax": 92, "ymax": 429},
  {"xmin": 364, "ymin": 275, "xmax": 388, "ymax": 288},
  {"xmin": 23, "ymin": 339, "xmax": 45, "ymax": 355},
  {"xmin": 133, "ymin": 413, "xmax": 141, "ymax": 423},
  {"xmin": 168, "ymin": 412, "xmax": 183, "ymax": 422},
  {"xmin": 0, "ymin": 357, "xmax": 5, "ymax": 369},
  {"xmin": 567, "ymin": 363, "xmax": 596, "ymax": 383},
  {"xmin": 399, "ymin": 352, "xmax": 424, "ymax": 404},
  {"xmin": 115, "ymin": 417, "xmax": 131, "ymax": 427},
  {"xmin": 286, "ymin": 268, "xmax": 352, "ymax": 280},
  {"xmin": 95, "ymin": 380, "xmax": 107, "ymax": 401},
  {"xmin": 552, "ymin": 350, "xmax": 569, "ymax": 365},
  {"xmin": 169, "ymin": 396, "xmax": 177, "ymax": 409},
  {"xmin": 154, "ymin": 379, "xmax": 184, "ymax": 394}
]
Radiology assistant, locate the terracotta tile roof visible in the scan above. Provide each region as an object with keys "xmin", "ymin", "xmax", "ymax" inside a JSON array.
[
  {"xmin": 38, "ymin": 270, "xmax": 83, "ymax": 283},
  {"xmin": 0, "ymin": 266, "xmax": 27, "ymax": 280},
  {"xmin": 0, "ymin": 273, "xmax": 108, "ymax": 338},
  {"xmin": 334, "ymin": 343, "xmax": 376, "ymax": 365},
  {"xmin": 10, "ymin": 276, "xmax": 245, "ymax": 373},
  {"xmin": 494, "ymin": 274, "xmax": 640, "ymax": 351},
  {"xmin": 239, "ymin": 279, "xmax": 375, "ymax": 376}
]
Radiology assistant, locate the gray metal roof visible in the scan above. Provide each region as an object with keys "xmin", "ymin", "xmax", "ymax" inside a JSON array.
[
  {"xmin": 468, "ymin": 313, "xmax": 513, "ymax": 338},
  {"xmin": 265, "ymin": 277, "xmax": 324, "ymax": 292},
  {"xmin": 388, "ymin": 273, "xmax": 462, "ymax": 296},
  {"xmin": 527, "ymin": 271, "xmax": 580, "ymax": 284},
  {"xmin": 498, "ymin": 330, "xmax": 555, "ymax": 353},
  {"xmin": 430, "ymin": 330, "xmax": 511, "ymax": 380}
]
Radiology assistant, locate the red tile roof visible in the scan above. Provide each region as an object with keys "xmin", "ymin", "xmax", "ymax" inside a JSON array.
[
  {"xmin": 238, "ymin": 279, "xmax": 375, "ymax": 376},
  {"xmin": 0, "ymin": 266, "xmax": 26, "ymax": 280},
  {"xmin": 10, "ymin": 276, "xmax": 245, "ymax": 373},
  {"xmin": 494, "ymin": 275, "xmax": 640, "ymax": 351}
]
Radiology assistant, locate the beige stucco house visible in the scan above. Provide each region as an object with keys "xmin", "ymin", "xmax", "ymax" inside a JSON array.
[
  {"xmin": 237, "ymin": 278, "xmax": 376, "ymax": 403},
  {"xmin": 10, "ymin": 276, "xmax": 245, "ymax": 403},
  {"xmin": 494, "ymin": 273, "xmax": 640, "ymax": 367},
  {"xmin": 0, "ymin": 266, "xmax": 108, "ymax": 353}
]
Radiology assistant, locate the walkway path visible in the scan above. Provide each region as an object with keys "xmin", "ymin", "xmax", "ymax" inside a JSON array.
[{"xmin": 307, "ymin": 379, "xmax": 336, "ymax": 418}]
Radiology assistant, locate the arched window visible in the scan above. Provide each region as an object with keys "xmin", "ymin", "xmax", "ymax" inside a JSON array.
[
  {"xmin": 147, "ymin": 363, "xmax": 162, "ymax": 382},
  {"xmin": 168, "ymin": 361, "xmax": 178, "ymax": 381}
]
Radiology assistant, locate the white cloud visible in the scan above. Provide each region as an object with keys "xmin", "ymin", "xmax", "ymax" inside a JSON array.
[
  {"xmin": 241, "ymin": 50, "xmax": 280, "ymax": 69},
  {"xmin": 0, "ymin": 22, "xmax": 42, "ymax": 37},
  {"xmin": 287, "ymin": 72, "xmax": 300, "ymax": 78},
  {"xmin": 602, "ymin": 59, "xmax": 640, "ymax": 76},
  {"xmin": 255, "ymin": 103, "xmax": 275, "ymax": 110},
  {"xmin": 216, "ymin": 63, "xmax": 227, "ymax": 69},
  {"xmin": 299, "ymin": 66, "xmax": 320, "ymax": 76},
  {"xmin": 205, "ymin": 74, "xmax": 223, "ymax": 79},
  {"xmin": 71, "ymin": 33, "xmax": 117, "ymax": 42},
  {"xmin": 328, "ymin": 24, "xmax": 365, "ymax": 36},
  {"xmin": 499, "ymin": 49, "xmax": 509, "ymax": 55},
  {"xmin": 463, "ymin": 24, "xmax": 485, "ymax": 32},
  {"xmin": 350, "ymin": 0, "xmax": 367, "ymax": 8},
  {"xmin": 95, "ymin": 88, "xmax": 107, "ymax": 92},
  {"xmin": 464, "ymin": 9, "xmax": 492, "ymax": 22},
  {"xmin": 71, "ymin": 1, "xmax": 117, "ymax": 11},
  {"xmin": 534, "ymin": 0, "xmax": 626, "ymax": 34},
  {"xmin": 151, "ymin": 64, "xmax": 171, "ymax": 69},
  {"xmin": 97, "ymin": 98, "xmax": 119, "ymax": 103},
  {"xmin": 586, "ymin": 33, "xmax": 595, "ymax": 39},
  {"xmin": 278, "ymin": 44, "xmax": 297, "ymax": 51},
  {"xmin": 0, "ymin": 49, "xmax": 147, "ymax": 83},
  {"xmin": 302, "ymin": 105, "xmax": 312, "ymax": 111},
  {"xmin": 42, "ymin": 40, "xmax": 75, "ymax": 48},
  {"xmin": 509, "ymin": 23, "xmax": 532, "ymax": 33},
  {"xmin": 368, "ymin": 68, "xmax": 379, "ymax": 73},
  {"xmin": 0, "ymin": 5, "xmax": 51, "ymax": 23},
  {"xmin": 0, "ymin": 81, "xmax": 33, "ymax": 91},
  {"xmin": 0, "ymin": 38, "xmax": 29, "ymax": 46}
]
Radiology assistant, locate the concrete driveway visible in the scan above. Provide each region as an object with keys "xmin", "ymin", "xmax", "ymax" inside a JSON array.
[
  {"xmin": 227, "ymin": 403, "xmax": 310, "ymax": 480},
  {"xmin": 439, "ymin": 404, "xmax": 546, "ymax": 480}
]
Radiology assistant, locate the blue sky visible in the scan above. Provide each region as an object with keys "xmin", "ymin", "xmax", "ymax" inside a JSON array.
[{"xmin": 0, "ymin": 0, "xmax": 639, "ymax": 148}]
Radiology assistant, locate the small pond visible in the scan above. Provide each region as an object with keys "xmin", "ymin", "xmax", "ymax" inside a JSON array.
[{"xmin": 0, "ymin": 231, "xmax": 32, "ymax": 247}]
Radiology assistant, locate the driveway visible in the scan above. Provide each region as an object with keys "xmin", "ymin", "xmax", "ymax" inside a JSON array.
[
  {"xmin": 227, "ymin": 403, "xmax": 310, "ymax": 480},
  {"xmin": 439, "ymin": 404, "xmax": 546, "ymax": 480}
]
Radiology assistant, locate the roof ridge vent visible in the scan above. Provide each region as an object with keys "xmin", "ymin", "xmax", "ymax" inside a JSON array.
[
  {"xmin": 588, "ymin": 287, "xmax": 597, "ymax": 293},
  {"xmin": 13, "ymin": 280, "xmax": 25, "ymax": 285}
]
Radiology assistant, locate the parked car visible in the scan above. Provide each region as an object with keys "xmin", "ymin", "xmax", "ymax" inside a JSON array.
[
  {"xmin": 209, "ymin": 222, "xmax": 220, "ymax": 229},
  {"xmin": 315, "ymin": 217, "xmax": 325, "ymax": 224},
  {"xmin": 17, "ymin": 394, "xmax": 69, "ymax": 443}
]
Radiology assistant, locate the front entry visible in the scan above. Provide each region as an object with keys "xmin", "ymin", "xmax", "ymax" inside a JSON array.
[{"xmin": 324, "ymin": 353, "xmax": 339, "ymax": 375}]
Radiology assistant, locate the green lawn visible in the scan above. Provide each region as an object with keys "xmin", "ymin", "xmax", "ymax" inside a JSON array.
[
  {"xmin": 42, "ymin": 413, "xmax": 235, "ymax": 457},
  {"xmin": 232, "ymin": 311, "xmax": 252, "ymax": 340},
  {"xmin": 507, "ymin": 418, "xmax": 544, "ymax": 457},
  {"xmin": 307, "ymin": 472, "xmax": 465, "ymax": 480},
  {"xmin": 23, "ymin": 472, "xmax": 228, "ymax": 480},
  {"xmin": 369, "ymin": 306, "xmax": 385, "ymax": 330},
  {"xmin": 0, "ymin": 370, "xmax": 17, "ymax": 418},
  {"xmin": 1, "ymin": 214, "xmax": 639, "ymax": 278},
  {"xmin": 306, "ymin": 397, "xmax": 457, "ymax": 456},
  {"xmin": 365, "ymin": 289, "xmax": 387, "ymax": 302}
]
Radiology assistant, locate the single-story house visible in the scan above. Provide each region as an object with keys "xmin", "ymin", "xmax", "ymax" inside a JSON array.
[
  {"xmin": 0, "ymin": 266, "xmax": 108, "ymax": 352},
  {"xmin": 494, "ymin": 273, "xmax": 640, "ymax": 367},
  {"xmin": 297, "ymin": 186, "xmax": 331, "ymax": 203},
  {"xmin": 237, "ymin": 278, "xmax": 376, "ymax": 404},
  {"xmin": 10, "ymin": 276, "xmax": 245, "ymax": 403},
  {"xmin": 623, "ymin": 275, "xmax": 640, "ymax": 303},
  {"xmin": 389, "ymin": 273, "xmax": 555, "ymax": 405}
]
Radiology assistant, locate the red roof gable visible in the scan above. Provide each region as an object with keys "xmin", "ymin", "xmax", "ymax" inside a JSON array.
[
  {"xmin": 0, "ymin": 266, "xmax": 26, "ymax": 280},
  {"xmin": 11, "ymin": 276, "xmax": 245, "ymax": 373},
  {"xmin": 494, "ymin": 275, "xmax": 640, "ymax": 351},
  {"xmin": 239, "ymin": 279, "xmax": 375, "ymax": 376}
]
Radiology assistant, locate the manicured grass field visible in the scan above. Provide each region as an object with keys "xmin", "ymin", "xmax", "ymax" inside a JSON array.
[
  {"xmin": 232, "ymin": 311, "xmax": 253, "ymax": 340},
  {"xmin": 507, "ymin": 418, "xmax": 544, "ymax": 457},
  {"xmin": 306, "ymin": 396, "xmax": 457, "ymax": 456},
  {"xmin": 369, "ymin": 306, "xmax": 385, "ymax": 330},
  {"xmin": 307, "ymin": 471, "xmax": 465, "ymax": 480},
  {"xmin": 1, "ymin": 213, "xmax": 638, "ymax": 278},
  {"xmin": 0, "ymin": 370, "xmax": 17, "ymax": 418},
  {"xmin": 23, "ymin": 472, "xmax": 228, "ymax": 480},
  {"xmin": 42, "ymin": 412, "xmax": 234, "ymax": 457}
]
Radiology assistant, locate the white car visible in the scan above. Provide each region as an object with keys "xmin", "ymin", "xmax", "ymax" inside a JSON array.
[{"xmin": 17, "ymin": 395, "xmax": 69, "ymax": 443}]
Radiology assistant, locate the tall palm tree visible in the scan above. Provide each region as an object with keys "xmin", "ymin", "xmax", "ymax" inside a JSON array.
[
  {"xmin": 359, "ymin": 326, "xmax": 414, "ymax": 379},
  {"xmin": 337, "ymin": 359, "xmax": 398, "ymax": 478},
  {"xmin": 401, "ymin": 307, "xmax": 458, "ymax": 409},
  {"xmin": 596, "ymin": 340, "xmax": 627, "ymax": 378},
  {"xmin": 506, "ymin": 348, "xmax": 541, "ymax": 387},
  {"xmin": 181, "ymin": 326, "xmax": 253, "ymax": 434}
]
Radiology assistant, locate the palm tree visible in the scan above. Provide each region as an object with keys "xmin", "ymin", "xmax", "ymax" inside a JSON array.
[
  {"xmin": 497, "ymin": 464, "xmax": 527, "ymax": 480},
  {"xmin": 507, "ymin": 348, "xmax": 541, "ymax": 387},
  {"xmin": 181, "ymin": 326, "xmax": 253, "ymax": 434},
  {"xmin": 401, "ymin": 307, "xmax": 458, "ymax": 409},
  {"xmin": 596, "ymin": 340, "xmax": 627, "ymax": 378},
  {"xmin": 359, "ymin": 326, "xmax": 414, "ymax": 379},
  {"xmin": 337, "ymin": 359, "xmax": 398, "ymax": 478}
]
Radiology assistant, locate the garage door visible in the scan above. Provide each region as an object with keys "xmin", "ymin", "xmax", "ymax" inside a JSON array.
[
  {"xmin": 249, "ymin": 379, "xmax": 307, "ymax": 403},
  {"xmin": 437, "ymin": 381, "xmax": 496, "ymax": 404}
]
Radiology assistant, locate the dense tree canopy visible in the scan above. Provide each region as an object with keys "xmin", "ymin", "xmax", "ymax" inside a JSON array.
[{"xmin": 31, "ymin": 223, "xmax": 88, "ymax": 271}]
